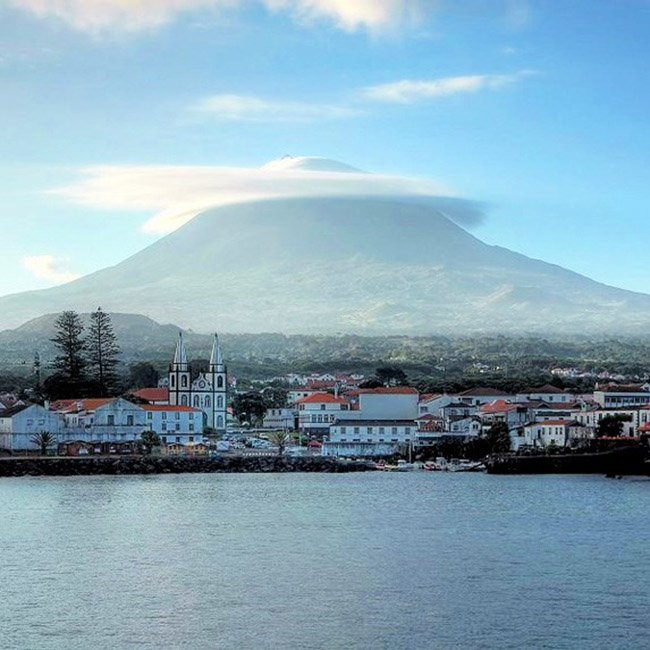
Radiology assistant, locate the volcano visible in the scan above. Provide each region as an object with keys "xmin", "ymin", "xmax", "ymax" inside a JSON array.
[{"xmin": 2, "ymin": 158, "xmax": 650, "ymax": 334}]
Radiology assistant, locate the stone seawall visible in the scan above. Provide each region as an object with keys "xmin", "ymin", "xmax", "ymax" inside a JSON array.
[
  {"xmin": 486, "ymin": 446, "xmax": 648, "ymax": 475},
  {"xmin": 0, "ymin": 455, "xmax": 376, "ymax": 478}
]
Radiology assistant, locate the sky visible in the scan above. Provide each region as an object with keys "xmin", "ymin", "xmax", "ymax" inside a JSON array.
[{"xmin": 1, "ymin": 0, "xmax": 650, "ymax": 298}]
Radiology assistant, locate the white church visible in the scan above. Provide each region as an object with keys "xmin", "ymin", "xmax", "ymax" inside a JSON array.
[{"xmin": 168, "ymin": 332, "xmax": 228, "ymax": 432}]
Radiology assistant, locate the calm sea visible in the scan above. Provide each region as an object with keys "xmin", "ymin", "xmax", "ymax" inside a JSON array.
[{"xmin": 1, "ymin": 473, "xmax": 649, "ymax": 650}]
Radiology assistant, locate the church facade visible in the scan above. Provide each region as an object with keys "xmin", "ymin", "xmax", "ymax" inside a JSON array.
[{"xmin": 168, "ymin": 332, "xmax": 227, "ymax": 432}]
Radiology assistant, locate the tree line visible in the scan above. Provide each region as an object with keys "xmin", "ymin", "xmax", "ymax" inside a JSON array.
[{"xmin": 44, "ymin": 309, "xmax": 121, "ymax": 399}]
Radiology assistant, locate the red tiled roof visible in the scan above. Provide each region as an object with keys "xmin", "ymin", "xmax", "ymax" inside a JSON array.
[
  {"xmin": 295, "ymin": 392, "xmax": 349, "ymax": 405},
  {"xmin": 479, "ymin": 399, "xmax": 518, "ymax": 414},
  {"xmin": 457, "ymin": 387, "xmax": 510, "ymax": 397},
  {"xmin": 56, "ymin": 398, "xmax": 114, "ymax": 413},
  {"xmin": 133, "ymin": 388, "xmax": 169, "ymax": 402},
  {"xmin": 522, "ymin": 384, "xmax": 566, "ymax": 394},
  {"xmin": 358, "ymin": 387, "xmax": 418, "ymax": 395}
]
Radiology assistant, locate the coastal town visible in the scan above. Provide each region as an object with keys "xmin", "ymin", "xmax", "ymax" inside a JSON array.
[{"xmin": 2, "ymin": 329, "xmax": 650, "ymax": 462}]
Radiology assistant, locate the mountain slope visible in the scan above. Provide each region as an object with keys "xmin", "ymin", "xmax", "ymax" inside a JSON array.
[{"xmin": 2, "ymin": 196, "xmax": 650, "ymax": 334}]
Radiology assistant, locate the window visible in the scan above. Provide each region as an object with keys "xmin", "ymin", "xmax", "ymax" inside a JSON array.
[
  {"xmin": 162, "ymin": 413, "xmax": 167, "ymax": 420},
  {"xmin": 175, "ymin": 424, "xmax": 180, "ymax": 431},
  {"xmin": 340, "ymin": 427, "xmax": 347, "ymax": 434},
  {"xmin": 161, "ymin": 436, "xmax": 167, "ymax": 444},
  {"xmin": 217, "ymin": 396, "xmax": 223, "ymax": 408},
  {"xmin": 205, "ymin": 397, "xmax": 211, "ymax": 407},
  {"xmin": 320, "ymin": 404, "xmax": 326, "ymax": 410},
  {"xmin": 189, "ymin": 413, "xmax": 194, "ymax": 420},
  {"xmin": 392, "ymin": 427, "xmax": 397, "ymax": 435},
  {"xmin": 405, "ymin": 427, "xmax": 411, "ymax": 435},
  {"xmin": 181, "ymin": 395, "xmax": 188, "ymax": 406},
  {"xmin": 367, "ymin": 427, "xmax": 373, "ymax": 434},
  {"xmin": 194, "ymin": 396, "xmax": 200, "ymax": 407},
  {"xmin": 217, "ymin": 376, "xmax": 224, "ymax": 388},
  {"xmin": 189, "ymin": 424, "xmax": 194, "ymax": 431},
  {"xmin": 147, "ymin": 412, "xmax": 152, "ymax": 419},
  {"xmin": 176, "ymin": 436, "xmax": 180, "ymax": 443},
  {"xmin": 175, "ymin": 412, "xmax": 180, "ymax": 420},
  {"xmin": 311, "ymin": 414, "xmax": 317, "ymax": 423},
  {"xmin": 127, "ymin": 415, "xmax": 134, "ymax": 426},
  {"xmin": 217, "ymin": 416, "xmax": 223, "ymax": 428},
  {"xmin": 162, "ymin": 423, "xmax": 167, "ymax": 431},
  {"xmin": 379, "ymin": 427, "xmax": 385, "ymax": 435},
  {"xmin": 107, "ymin": 415, "xmax": 115, "ymax": 425},
  {"xmin": 317, "ymin": 414, "xmax": 323, "ymax": 423},
  {"xmin": 181, "ymin": 375, "xmax": 187, "ymax": 388},
  {"xmin": 354, "ymin": 427, "xmax": 360, "ymax": 435},
  {"xmin": 27, "ymin": 419, "xmax": 34, "ymax": 425},
  {"xmin": 189, "ymin": 436, "xmax": 194, "ymax": 443}
]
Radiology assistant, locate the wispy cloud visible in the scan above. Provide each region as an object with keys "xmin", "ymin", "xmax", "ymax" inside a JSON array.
[
  {"xmin": 191, "ymin": 94, "xmax": 361, "ymax": 122},
  {"xmin": 23, "ymin": 255, "xmax": 80, "ymax": 284},
  {"xmin": 51, "ymin": 157, "xmax": 487, "ymax": 235},
  {"xmin": 7, "ymin": 0, "xmax": 428, "ymax": 34},
  {"xmin": 362, "ymin": 70, "xmax": 535, "ymax": 104}
]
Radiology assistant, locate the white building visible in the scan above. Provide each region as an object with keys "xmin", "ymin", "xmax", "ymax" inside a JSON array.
[
  {"xmin": 511, "ymin": 419, "xmax": 575, "ymax": 451},
  {"xmin": 456, "ymin": 387, "xmax": 513, "ymax": 406},
  {"xmin": 0, "ymin": 404, "xmax": 62, "ymax": 452},
  {"xmin": 142, "ymin": 405, "xmax": 203, "ymax": 446},
  {"xmin": 324, "ymin": 418, "xmax": 416, "ymax": 457},
  {"xmin": 168, "ymin": 332, "xmax": 227, "ymax": 432},
  {"xmin": 515, "ymin": 384, "xmax": 573, "ymax": 404},
  {"xmin": 263, "ymin": 407, "xmax": 296, "ymax": 430},
  {"xmin": 296, "ymin": 393, "xmax": 351, "ymax": 434},
  {"xmin": 357, "ymin": 387, "xmax": 419, "ymax": 421},
  {"xmin": 592, "ymin": 385, "xmax": 650, "ymax": 409}
]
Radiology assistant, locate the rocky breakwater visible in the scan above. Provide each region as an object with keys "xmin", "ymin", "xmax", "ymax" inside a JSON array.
[
  {"xmin": 486, "ymin": 446, "xmax": 648, "ymax": 475},
  {"xmin": 0, "ymin": 455, "xmax": 376, "ymax": 478}
]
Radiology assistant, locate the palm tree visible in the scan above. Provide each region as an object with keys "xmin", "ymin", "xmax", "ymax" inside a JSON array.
[
  {"xmin": 268, "ymin": 430, "xmax": 291, "ymax": 456},
  {"xmin": 31, "ymin": 431, "xmax": 56, "ymax": 456}
]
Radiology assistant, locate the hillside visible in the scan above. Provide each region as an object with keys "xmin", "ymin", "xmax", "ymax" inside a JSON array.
[{"xmin": 2, "ymin": 195, "xmax": 650, "ymax": 334}]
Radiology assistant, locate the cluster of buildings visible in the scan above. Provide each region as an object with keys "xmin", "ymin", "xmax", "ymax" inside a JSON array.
[
  {"xmin": 268, "ymin": 382, "xmax": 650, "ymax": 457},
  {"xmin": 0, "ymin": 333, "xmax": 228, "ymax": 455},
  {"xmin": 3, "ymin": 328, "xmax": 650, "ymax": 458}
]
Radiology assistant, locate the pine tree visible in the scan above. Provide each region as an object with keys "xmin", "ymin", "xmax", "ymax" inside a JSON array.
[
  {"xmin": 50, "ymin": 310, "xmax": 87, "ymax": 396},
  {"xmin": 87, "ymin": 307, "xmax": 120, "ymax": 396}
]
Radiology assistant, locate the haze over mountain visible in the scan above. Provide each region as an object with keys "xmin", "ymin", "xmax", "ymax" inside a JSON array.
[{"xmin": 3, "ymin": 157, "xmax": 650, "ymax": 335}]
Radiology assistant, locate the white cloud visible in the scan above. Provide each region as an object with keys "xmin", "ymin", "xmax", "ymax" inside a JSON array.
[
  {"xmin": 8, "ymin": 0, "xmax": 427, "ymax": 33},
  {"xmin": 23, "ymin": 255, "xmax": 80, "ymax": 284},
  {"xmin": 191, "ymin": 94, "xmax": 361, "ymax": 122},
  {"xmin": 51, "ymin": 156, "xmax": 485, "ymax": 234},
  {"xmin": 362, "ymin": 70, "xmax": 535, "ymax": 103}
]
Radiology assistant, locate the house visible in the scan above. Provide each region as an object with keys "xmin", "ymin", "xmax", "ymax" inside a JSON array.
[
  {"xmin": 0, "ymin": 403, "xmax": 62, "ymax": 452},
  {"xmin": 478, "ymin": 400, "xmax": 530, "ymax": 430},
  {"xmin": 323, "ymin": 418, "xmax": 416, "ymax": 457},
  {"xmin": 357, "ymin": 386, "xmax": 419, "ymax": 421},
  {"xmin": 263, "ymin": 407, "xmax": 296, "ymax": 430},
  {"xmin": 142, "ymin": 404, "xmax": 204, "ymax": 445},
  {"xmin": 511, "ymin": 419, "xmax": 577, "ymax": 451},
  {"xmin": 418, "ymin": 393, "xmax": 456, "ymax": 417},
  {"xmin": 296, "ymin": 392, "xmax": 351, "ymax": 434},
  {"xmin": 516, "ymin": 384, "xmax": 573, "ymax": 404},
  {"xmin": 456, "ymin": 387, "xmax": 513, "ymax": 406},
  {"xmin": 592, "ymin": 384, "xmax": 650, "ymax": 408}
]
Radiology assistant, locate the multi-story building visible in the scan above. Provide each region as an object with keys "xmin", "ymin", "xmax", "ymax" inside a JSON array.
[
  {"xmin": 296, "ymin": 392, "xmax": 351, "ymax": 434},
  {"xmin": 0, "ymin": 403, "xmax": 62, "ymax": 452}
]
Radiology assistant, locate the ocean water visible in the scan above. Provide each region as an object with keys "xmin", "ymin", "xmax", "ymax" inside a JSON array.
[{"xmin": 1, "ymin": 472, "xmax": 649, "ymax": 650}]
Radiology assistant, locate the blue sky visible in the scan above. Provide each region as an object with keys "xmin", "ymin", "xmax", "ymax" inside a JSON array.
[{"xmin": 2, "ymin": 0, "xmax": 650, "ymax": 297}]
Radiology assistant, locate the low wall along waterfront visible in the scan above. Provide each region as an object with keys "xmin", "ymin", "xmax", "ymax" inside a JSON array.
[{"xmin": 0, "ymin": 455, "xmax": 375, "ymax": 478}]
